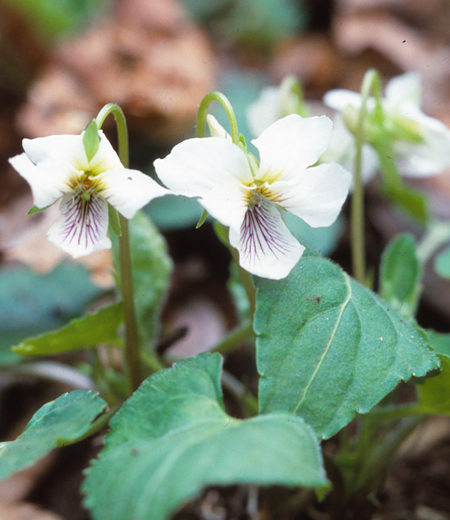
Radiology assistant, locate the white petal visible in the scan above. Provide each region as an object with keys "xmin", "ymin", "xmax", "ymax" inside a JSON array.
[
  {"xmin": 154, "ymin": 137, "xmax": 253, "ymax": 197},
  {"xmin": 385, "ymin": 73, "xmax": 421, "ymax": 109},
  {"xmin": 9, "ymin": 153, "xmax": 69, "ymax": 208},
  {"xmin": 247, "ymin": 86, "xmax": 282, "ymax": 137},
  {"xmin": 229, "ymin": 197, "xmax": 304, "ymax": 279},
  {"xmin": 89, "ymin": 130, "xmax": 126, "ymax": 171},
  {"xmin": 47, "ymin": 193, "xmax": 110, "ymax": 258},
  {"xmin": 323, "ymin": 89, "xmax": 363, "ymax": 111},
  {"xmin": 101, "ymin": 168, "xmax": 169, "ymax": 219},
  {"xmin": 23, "ymin": 134, "xmax": 88, "ymax": 171},
  {"xmin": 269, "ymin": 162, "xmax": 351, "ymax": 227},
  {"xmin": 254, "ymin": 115, "xmax": 333, "ymax": 183},
  {"xmin": 206, "ymin": 115, "xmax": 232, "ymax": 141},
  {"xmin": 199, "ymin": 180, "xmax": 249, "ymax": 231},
  {"xmin": 320, "ymin": 115, "xmax": 379, "ymax": 187}
]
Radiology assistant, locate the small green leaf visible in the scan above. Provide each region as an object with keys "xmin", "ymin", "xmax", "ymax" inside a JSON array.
[
  {"xmin": 416, "ymin": 355, "xmax": 450, "ymax": 415},
  {"xmin": 195, "ymin": 208, "xmax": 209, "ymax": 229},
  {"xmin": 83, "ymin": 120, "xmax": 100, "ymax": 162},
  {"xmin": 0, "ymin": 391, "xmax": 107, "ymax": 482},
  {"xmin": 13, "ymin": 302, "xmax": 123, "ymax": 356},
  {"xmin": 425, "ymin": 329, "xmax": 450, "ymax": 357},
  {"xmin": 255, "ymin": 250, "xmax": 439, "ymax": 439},
  {"xmin": 112, "ymin": 212, "xmax": 172, "ymax": 347},
  {"xmin": 83, "ymin": 353, "xmax": 327, "ymax": 520},
  {"xmin": 382, "ymin": 183, "xmax": 428, "ymax": 224},
  {"xmin": 27, "ymin": 203, "xmax": 53, "ymax": 215},
  {"xmin": 379, "ymin": 233, "xmax": 421, "ymax": 318},
  {"xmin": 108, "ymin": 204, "xmax": 122, "ymax": 237},
  {"xmin": 434, "ymin": 246, "xmax": 450, "ymax": 279}
]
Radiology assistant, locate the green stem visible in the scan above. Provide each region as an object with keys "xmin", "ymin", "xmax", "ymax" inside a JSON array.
[
  {"xmin": 196, "ymin": 91, "xmax": 240, "ymax": 144},
  {"xmin": 96, "ymin": 104, "xmax": 142, "ymax": 395},
  {"xmin": 351, "ymin": 69, "xmax": 382, "ymax": 285},
  {"xmin": 211, "ymin": 322, "xmax": 254, "ymax": 356}
]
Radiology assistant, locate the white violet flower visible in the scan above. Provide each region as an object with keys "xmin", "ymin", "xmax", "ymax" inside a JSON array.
[
  {"xmin": 154, "ymin": 114, "xmax": 351, "ymax": 280},
  {"xmin": 324, "ymin": 72, "xmax": 450, "ymax": 178},
  {"xmin": 247, "ymin": 82, "xmax": 379, "ymax": 187},
  {"xmin": 9, "ymin": 131, "xmax": 168, "ymax": 258}
]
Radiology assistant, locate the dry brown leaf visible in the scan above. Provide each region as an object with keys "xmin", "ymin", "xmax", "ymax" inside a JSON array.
[
  {"xmin": 17, "ymin": 0, "xmax": 216, "ymax": 144},
  {"xmin": 271, "ymin": 34, "xmax": 344, "ymax": 92},
  {"xmin": 0, "ymin": 502, "xmax": 62, "ymax": 520}
]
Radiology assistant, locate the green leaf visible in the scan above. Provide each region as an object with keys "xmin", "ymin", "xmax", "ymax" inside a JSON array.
[
  {"xmin": 108, "ymin": 204, "xmax": 122, "ymax": 237},
  {"xmin": 83, "ymin": 353, "xmax": 327, "ymax": 520},
  {"xmin": 0, "ymin": 262, "xmax": 105, "ymax": 366},
  {"xmin": 13, "ymin": 302, "xmax": 123, "ymax": 356},
  {"xmin": 27, "ymin": 203, "xmax": 53, "ymax": 215},
  {"xmin": 0, "ymin": 391, "xmax": 107, "ymax": 482},
  {"xmin": 434, "ymin": 246, "xmax": 450, "ymax": 279},
  {"xmin": 112, "ymin": 211, "xmax": 172, "ymax": 347},
  {"xmin": 145, "ymin": 194, "xmax": 203, "ymax": 231},
  {"xmin": 255, "ymin": 250, "xmax": 439, "ymax": 439},
  {"xmin": 83, "ymin": 119, "xmax": 100, "ymax": 162},
  {"xmin": 425, "ymin": 329, "xmax": 450, "ymax": 357},
  {"xmin": 382, "ymin": 183, "xmax": 428, "ymax": 224},
  {"xmin": 415, "ymin": 355, "xmax": 450, "ymax": 415},
  {"xmin": 379, "ymin": 233, "xmax": 421, "ymax": 318},
  {"xmin": 195, "ymin": 208, "xmax": 209, "ymax": 229}
]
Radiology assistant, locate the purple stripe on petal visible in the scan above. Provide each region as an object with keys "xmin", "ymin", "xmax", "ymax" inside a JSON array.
[{"xmin": 48, "ymin": 192, "xmax": 110, "ymax": 257}]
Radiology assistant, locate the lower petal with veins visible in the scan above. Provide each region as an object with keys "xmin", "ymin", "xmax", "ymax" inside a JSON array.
[
  {"xmin": 47, "ymin": 192, "xmax": 111, "ymax": 258},
  {"xmin": 229, "ymin": 197, "xmax": 304, "ymax": 280}
]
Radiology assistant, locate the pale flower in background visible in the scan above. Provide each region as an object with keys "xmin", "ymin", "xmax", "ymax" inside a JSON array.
[
  {"xmin": 247, "ymin": 81, "xmax": 379, "ymax": 187},
  {"xmin": 9, "ymin": 131, "xmax": 168, "ymax": 258},
  {"xmin": 154, "ymin": 114, "xmax": 351, "ymax": 280},
  {"xmin": 324, "ymin": 72, "xmax": 450, "ymax": 178}
]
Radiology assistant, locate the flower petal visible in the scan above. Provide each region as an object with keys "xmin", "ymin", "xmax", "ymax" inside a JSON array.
[
  {"xmin": 22, "ymin": 134, "xmax": 88, "ymax": 171},
  {"xmin": 154, "ymin": 137, "xmax": 253, "ymax": 197},
  {"xmin": 206, "ymin": 115, "xmax": 232, "ymax": 141},
  {"xmin": 253, "ymin": 115, "xmax": 333, "ymax": 182},
  {"xmin": 268, "ymin": 162, "xmax": 351, "ymax": 227},
  {"xmin": 385, "ymin": 73, "xmax": 421, "ymax": 109},
  {"xmin": 247, "ymin": 86, "xmax": 282, "ymax": 137},
  {"xmin": 323, "ymin": 89, "xmax": 363, "ymax": 111},
  {"xmin": 89, "ymin": 130, "xmax": 124, "ymax": 171},
  {"xmin": 101, "ymin": 168, "xmax": 169, "ymax": 219},
  {"xmin": 9, "ymin": 153, "xmax": 69, "ymax": 208},
  {"xmin": 47, "ymin": 193, "xmax": 110, "ymax": 258},
  {"xmin": 229, "ymin": 197, "xmax": 304, "ymax": 279},
  {"xmin": 320, "ymin": 115, "xmax": 379, "ymax": 188}
]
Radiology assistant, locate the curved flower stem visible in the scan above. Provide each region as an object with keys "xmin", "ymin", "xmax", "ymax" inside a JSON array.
[
  {"xmin": 211, "ymin": 322, "xmax": 254, "ymax": 356},
  {"xmin": 196, "ymin": 91, "xmax": 240, "ymax": 144},
  {"xmin": 96, "ymin": 104, "xmax": 141, "ymax": 395},
  {"xmin": 352, "ymin": 69, "xmax": 382, "ymax": 286}
]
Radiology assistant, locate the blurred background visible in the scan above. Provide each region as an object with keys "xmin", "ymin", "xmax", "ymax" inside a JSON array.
[{"xmin": 2, "ymin": 1, "xmax": 450, "ymax": 519}]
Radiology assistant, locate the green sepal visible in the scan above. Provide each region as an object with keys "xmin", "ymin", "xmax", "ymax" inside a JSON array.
[
  {"xmin": 27, "ymin": 203, "xmax": 53, "ymax": 215},
  {"xmin": 83, "ymin": 119, "xmax": 100, "ymax": 163},
  {"xmin": 108, "ymin": 204, "xmax": 122, "ymax": 236},
  {"xmin": 381, "ymin": 183, "xmax": 428, "ymax": 224},
  {"xmin": 195, "ymin": 208, "xmax": 209, "ymax": 229}
]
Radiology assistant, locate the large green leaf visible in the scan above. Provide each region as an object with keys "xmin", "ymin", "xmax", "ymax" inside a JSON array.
[
  {"xmin": 255, "ymin": 250, "xmax": 439, "ymax": 439},
  {"xmin": 13, "ymin": 302, "xmax": 123, "ymax": 356},
  {"xmin": 0, "ymin": 391, "xmax": 106, "ymax": 482},
  {"xmin": 112, "ymin": 211, "xmax": 172, "ymax": 347},
  {"xmin": 0, "ymin": 262, "xmax": 105, "ymax": 366},
  {"xmin": 83, "ymin": 354, "xmax": 327, "ymax": 520},
  {"xmin": 379, "ymin": 233, "xmax": 420, "ymax": 318}
]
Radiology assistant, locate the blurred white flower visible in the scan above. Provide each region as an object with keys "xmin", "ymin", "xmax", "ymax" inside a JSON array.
[
  {"xmin": 324, "ymin": 72, "xmax": 450, "ymax": 178},
  {"xmin": 154, "ymin": 114, "xmax": 351, "ymax": 280},
  {"xmin": 9, "ymin": 131, "xmax": 168, "ymax": 258}
]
